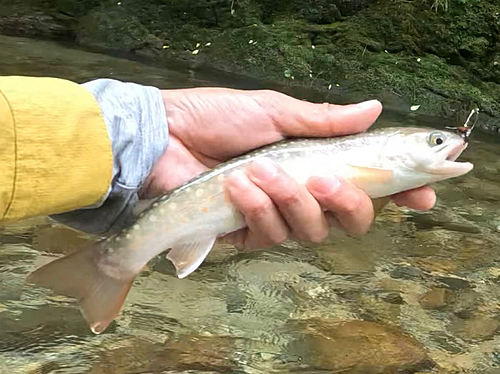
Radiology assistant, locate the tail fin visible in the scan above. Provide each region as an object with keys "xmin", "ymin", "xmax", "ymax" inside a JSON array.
[{"xmin": 27, "ymin": 245, "xmax": 135, "ymax": 334}]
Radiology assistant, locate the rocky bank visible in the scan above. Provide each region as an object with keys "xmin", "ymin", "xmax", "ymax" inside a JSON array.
[{"xmin": 1, "ymin": 0, "xmax": 500, "ymax": 132}]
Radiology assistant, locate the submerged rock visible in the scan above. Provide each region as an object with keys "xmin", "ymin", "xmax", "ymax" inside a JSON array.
[
  {"xmin": 449, "ymin": 315, "xmax": 499, "ymax": 342},
  {"xmin": 390, "ymin": 266, "xmax": 425, "ymax": 281},
  {"xmin": 287, "ymin": 319, "xmax": 435, "ymax": 373},
  {"xmin": 90, "ymin": 335, "xmax": 240, "ymax": 373},
  {"xmin": 419, "ymin": 287, "xmax": 450, "ymax": 310}
]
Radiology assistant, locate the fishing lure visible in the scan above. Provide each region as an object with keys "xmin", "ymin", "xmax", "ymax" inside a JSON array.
[{"xmin": 446, "ymin": 108, "xmax": 479, "ymax": 143}]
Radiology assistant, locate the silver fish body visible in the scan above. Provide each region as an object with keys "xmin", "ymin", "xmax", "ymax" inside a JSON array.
[{"xmin": 28, "ymin": 127, "xmax": 474, "ymax": 334}]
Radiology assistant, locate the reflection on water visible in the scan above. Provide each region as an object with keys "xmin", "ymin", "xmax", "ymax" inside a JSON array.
[{"xmin": 2, "ymin": 35, "xmax": 500, "ymax": 373}]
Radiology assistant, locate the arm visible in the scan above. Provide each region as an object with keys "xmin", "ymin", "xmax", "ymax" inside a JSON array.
[
  {"xmin": 0, "ymin": 77, "xmax": 169, "ymax": 235},
  {"xmin": 0, "ymin": 76, "xmax": 113, "ymax": 223},
  {"xmin": 51, "ymin": 79, "xmax": 169, "ymax": 234}
]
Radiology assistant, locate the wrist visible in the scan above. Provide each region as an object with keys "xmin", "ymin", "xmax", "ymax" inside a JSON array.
[{"xmin": 140, "ymin": 134, "xmax": 209, "ymax": 199}]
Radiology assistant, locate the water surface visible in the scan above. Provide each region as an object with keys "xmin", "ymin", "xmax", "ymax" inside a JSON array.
[{"xmin": 1, "ymin": 35, "xmax": 500, "ymax": 374}]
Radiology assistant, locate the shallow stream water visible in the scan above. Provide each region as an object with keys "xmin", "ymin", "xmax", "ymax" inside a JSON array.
[{"xmin": 1, "ymin": 35, "xmax": 500, "ymax": 374}]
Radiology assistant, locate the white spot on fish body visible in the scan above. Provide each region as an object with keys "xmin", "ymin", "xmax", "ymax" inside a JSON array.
[
  {"xmin": 133, "ymin": 224, "xmax": 140, "ymax": 230},
  {"xmin": 195, "ymin": 189, "xmax": 204, "ymax": 197},
  {"xmin": 169, "ymin": 202, "xmax": 177, "ymax": 210},
  {"xmin": 149, "ymin": 215, "xmax": 158, "ymax": 222}
]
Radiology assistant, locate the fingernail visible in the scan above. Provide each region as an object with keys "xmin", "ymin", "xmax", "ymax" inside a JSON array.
[
  {"xmin": 248, "ymin": 158, "xmax": 278, "ymax": 183},
  {"xmin": 356, "ymin": 99, "xmax": 381, "ymax": 110},
  {"xmin": 308, "ymin": 177, "xmax": 341, "ymax": 195}
]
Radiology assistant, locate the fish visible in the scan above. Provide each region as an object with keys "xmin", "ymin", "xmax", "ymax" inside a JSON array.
[{"xmin": 27, "ymin": 127, "xmax": 474, "ymax": 334}]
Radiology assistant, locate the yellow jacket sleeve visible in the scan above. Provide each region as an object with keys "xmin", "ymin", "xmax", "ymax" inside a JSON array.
[{"xmin": 0, "ymin": 76, "xmax": 113, "ymax": 223}]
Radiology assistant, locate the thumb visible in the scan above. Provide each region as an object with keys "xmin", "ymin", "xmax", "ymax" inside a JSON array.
[{"xmin": 255, "ymin": 92, "xmax": 383, "ymax": 138}]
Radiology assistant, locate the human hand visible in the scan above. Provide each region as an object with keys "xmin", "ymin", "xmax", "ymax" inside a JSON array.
[{"xmin": 141, "ymin": 88, "xmax": 436, "ymax": 250}]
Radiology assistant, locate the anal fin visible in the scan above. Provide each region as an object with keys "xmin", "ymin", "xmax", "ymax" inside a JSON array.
[{"xmin": 166, "ymin": 237, "xmax": 216, "ymax": 279}]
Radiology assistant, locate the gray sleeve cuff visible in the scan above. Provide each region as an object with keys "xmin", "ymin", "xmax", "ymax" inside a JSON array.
[{"xmin": 50, "ymin": 78, "xmax": 169, "ymax": 235}]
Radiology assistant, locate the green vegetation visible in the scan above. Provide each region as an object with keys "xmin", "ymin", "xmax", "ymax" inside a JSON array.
[
  {"xmin": 431, "ymin": 0, "xmax": 448, "ymax": 12},
  {"xmin": 1, "ymin": 0, "xmax": 499, "ymax": 128}
]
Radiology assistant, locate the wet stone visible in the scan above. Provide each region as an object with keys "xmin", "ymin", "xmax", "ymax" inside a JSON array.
[
  {"xmin": 287, "ymin": 319, "xmax": 435, "ymax": 374},
  {"xmin": 463, "ymin": 179, "xmax": 500, "ymax": 202},
  {"xmin": 419, "ymin": 288, "xmax": 450, "ymax": 310},
  {"xmin": 441, "ymin": 221, "xmax": 482, "ymax": 234},
  {"xmin": 436, "ymin": 276, "xmax": 471, "ymax": 290},
  {"xmin": 428, "ymin": 331, "xmax": 465, "ymax": 354},
  {"xmin": 0, "ymin": 304, "xmax": 95, "ymax": 353},
  {"xmin": 127, "ymin": 309, "xmax": 183, "ymax": 334},
  {"xmin": 446, "ymin": 289, "xmax": 481, "ymax": 316},
  {"xmin": 225, "ymin": 284, "xmax": 247, "ymax": 314},
  {"xmin": 474, "ymin": 165, "xmax": 500, "ymax": 184},
  {"xmin": 409, "ymin": 209, "xmax": 481, "ymax": 234},
  {"xmin": 449, "ymin": 315, "xmax": 499, "ymax": 342},
  {"xmin": 381, "ymin": 292, "xmax": 405, "ymax": 305},
  {"xmin": 313, "ymin": 244, "xmax": 376, "ymax": 274},
  {"xmin": 161, "ymin": 335, "xmax": 239, "ymax": 372},
  {"xmin": 90, "ymin": 335, "xmax": 240, "ymax": 373},
  {"xmin": 475, "ymin": 369, "xmax": 500, "ymax": 374},
  {"xmin": 390, "ymin": 266, "xmax": 425, "ymax": 280}
]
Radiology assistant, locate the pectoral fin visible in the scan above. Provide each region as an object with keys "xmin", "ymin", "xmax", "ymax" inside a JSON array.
[
  {"xmin": 347, "ymin": 164, "xmax": 394, "ymax": 190},
  {"xmin": 167, "ymin": 237, "xmax": 216, "ymax": 279}
]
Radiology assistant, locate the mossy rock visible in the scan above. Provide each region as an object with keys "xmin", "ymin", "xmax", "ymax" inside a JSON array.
[
  {"xmin": 1, "ymin": 0, "xmax": 500, "ymax": 130},
  {"xmin": 77, "ymin": 8, "xmax": 151, "ymax": 51}
]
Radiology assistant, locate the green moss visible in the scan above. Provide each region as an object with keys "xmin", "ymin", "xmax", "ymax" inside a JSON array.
[
  {"xmin": 199, "ymin": 21, "xmax": 314, "ymax": 79},
  {"xmin": 1, "ymin": 0, "xmax": 499, "ymax": 125}
]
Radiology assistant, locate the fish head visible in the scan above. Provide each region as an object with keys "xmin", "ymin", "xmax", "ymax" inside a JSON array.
[{"xmin": 381, "ymin": 127, "xmax": 473, "ymax": 182}]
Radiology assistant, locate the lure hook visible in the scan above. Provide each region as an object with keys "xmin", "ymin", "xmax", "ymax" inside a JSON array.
[{"xmin": 445, "ymin": 108, "xmax": 479, "ymax": 143}]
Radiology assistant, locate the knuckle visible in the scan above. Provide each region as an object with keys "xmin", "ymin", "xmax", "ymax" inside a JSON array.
[
  {"xmin": 278, "ymin": 187, "xmax": 303, "ymax": 207},
  {"xmin": 339, "ymin": 193, "xmax": 364, "ymax": 216},
  {"xmin": 247, "ymin": 197, "xmax": 275, "ymax": 219}
]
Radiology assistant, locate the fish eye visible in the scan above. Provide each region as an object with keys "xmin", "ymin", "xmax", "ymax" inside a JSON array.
[{"xmin": 428, "ymin": 132, "xmax": 445, "ymax": 146}]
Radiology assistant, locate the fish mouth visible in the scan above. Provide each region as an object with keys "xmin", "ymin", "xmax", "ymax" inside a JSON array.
[
  {"xmin": 432, "ymin": 141, "xmax": 473, "ymax": 176},
  {"xmin": 445, "ymin": 142, "xmax": 467, "ymax": 162}
]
